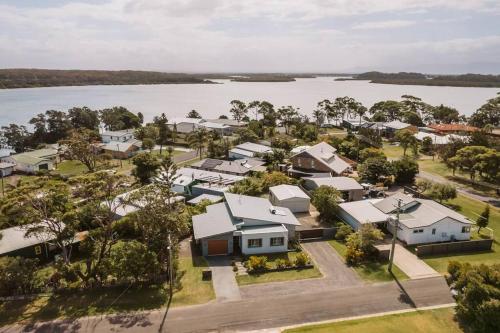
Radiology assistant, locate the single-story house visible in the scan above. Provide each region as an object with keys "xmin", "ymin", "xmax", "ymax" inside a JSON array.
[
  {"xmin": 170, "ymin": 167, "xmax": 245, "ymax": 196},
  {"xmin": 2, "ymin": 148, "xmax": 58, "ymax": 174},
  {"xmin": 189, "ymin": 158, "xmax": 266, "ymax": 176},
  {"xmin": 0, "ymin": 223, "xmax": 87, "ymax": 261},
  {"xmin": 0, "ymin": 162, "xmax": 16, "ymax": 177},
  {"xmin": 192, "ymin": 192, "xmax": 301, "ymax": 256},
  {"xmin": 229, "ymin": 142, "xmax": 273, "ymax": 159},
  {"xmin": 167, "ymin": 117, "xmax": 204, "ymax": 134},
  {"xmin": 428, "ymin": 123, "xmax": 479, "ymax": 135},
  {"xmin": 205, "ymin": 118, "xmax": 248, "ymax": 129},
  {"xmin": 383, "ymin": 120, "xmax": 417, "ymax": 137},
  {"xmin": 338, "ymin": 192, "xmax": 472, "ymax": 245},
  {"xmin": 342, "ymin": 118, "xmax": 369, "ymax": 130},
  {"xmin": 101, "ymin": 129, "xmax": 135, "ymax": 143},
  {"xmin": 303, "ymin": 176, "xmax": 364, "ymax": 201},
  {"xmin": 269, "ymin": 185, "xmax": 310, "ymax": 213},
  {"xmin": 98, "ymin": 139, "xmax": 142, "ymax": 159},
  {"xmin": 199, "ymin": 121, "xmax": 232, "ymax": 136},
  {"xmin": 289, "ymin": 142, "xmax": 352, "ymax": 177},
  {"xmin": 414, "ymin": 132, "xmax": 455, "ymax": 145}
]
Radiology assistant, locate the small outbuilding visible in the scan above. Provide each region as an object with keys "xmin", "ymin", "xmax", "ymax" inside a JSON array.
[
  {"xmin": 303, "ymin": 176, "xmax": 364, "ymax": 202},
  {"xmin": 269, "ymin": 184, "xmax": 310, "ymax": 213}
]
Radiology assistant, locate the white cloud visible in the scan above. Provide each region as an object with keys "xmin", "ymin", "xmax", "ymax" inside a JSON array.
[
  {"xmin": 0, "ymin": 0, "xmax": 499, "ymax": 72},
  {"xmin": 352, "ymin": 20, "xmax": 415, "ymax": 30}
]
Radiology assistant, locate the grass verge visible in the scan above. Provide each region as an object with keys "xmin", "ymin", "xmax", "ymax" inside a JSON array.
[{"xmin": 284, "ymin": 307, "xmax": 461, "ymax": 333}]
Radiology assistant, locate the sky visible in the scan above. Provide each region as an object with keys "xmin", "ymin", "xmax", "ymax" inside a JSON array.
[{"xmin": 1, "ymin": 0, "xmax": 500, "ymax": 74}]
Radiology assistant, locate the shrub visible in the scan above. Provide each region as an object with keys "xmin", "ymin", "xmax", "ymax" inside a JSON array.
[
  {"xmin": 294, "ymin": 252, "xmax": 310, "ymax": 268},
  {"xmin": 275, "ymin": 258, "xmax": 288, "ymax": 269},
  {"xmin": 246, "ymin": 256, "xmax": 268, "ymax": 273},
  {"xmin": 335, "ymin": 224, "xmax": 353, "ymax": 242}
]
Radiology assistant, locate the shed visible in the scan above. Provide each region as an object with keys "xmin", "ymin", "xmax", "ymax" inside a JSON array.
[{"xmin": 269, "ymin": 184, "xmax": 310, "ymax": 213}]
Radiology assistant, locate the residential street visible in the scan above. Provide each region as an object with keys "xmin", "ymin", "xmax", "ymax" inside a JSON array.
[
  {"xmin": 2, "ymin": 276, "xmax": 454, "ymax": 333},
  {"xmin": 418, "ymin": 171, "xmax": 499, "ymax": 207}
]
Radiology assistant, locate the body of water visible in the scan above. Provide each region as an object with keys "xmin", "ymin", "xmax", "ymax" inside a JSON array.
[{"xmin": 0, "ymin": 77, "xmax": 498, "ymax": 126}]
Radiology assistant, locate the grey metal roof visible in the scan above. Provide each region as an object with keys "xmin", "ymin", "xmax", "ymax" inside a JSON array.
[
  {"xmin": 339, "ymin": 200, "xmax": 389, "ymax": 224},
  {"xmin": 0, "ymin": 223, "xmax": 62, "ymax": 255},
  {"xmin": 101, "ymin": 129, "xmax": 135, "ymax": 137},
  {"xmin": 187, "ymin": 194, "xmax": 223, "ymax": 205},
  {"xmin": 224, "ymin": 192, "xmax": 300, "ymax": 226},
  {"xmin": 175, "ymin": 167, "xmax": 245, "ymax": 185},
  {"xmin": 305, "ymin": 176, "xmax": 363, "ymax": 191},
  {"xmin": 373, "ymin": 192, "xmax": 417, "ymax": 213},
  {"xmin": 229, "ymin": 148, "xmax": 255, "ymax": 157},
  {"xmin": 240, "ymin": 224, "xmax": 288, "ymax": 235},
  {"xmin": 205, "ymin": 119, "xmax": 248, "ymax": 127},
  {"xmin": 384, "ymin": 120, "xmax": 412, "ymax": 130},
  {"xmin": 234, "ymin": 142, "xmax": 272, "ymax": 154},
  {"xmin": 294, "ymin": 142, "xmax": 350, "ymax": 175},
  {"xmin": 270, "ymin": 185, "xmax": 310, "ymax": 201},
  {"xmin": 191, "ymin": 158, "xmax": 265, "ymax": 175},
  {"xmin": 192, "ymin": 202, "xmax": 237, "ymax": 239}
]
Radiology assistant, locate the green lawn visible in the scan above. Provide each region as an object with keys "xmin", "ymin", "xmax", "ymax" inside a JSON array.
[
  {"xmin": 236, "ymin": 251, "xmax": 322, "ymax": 286},
  {"xmin": 52, "ymin": 160, "xmax": 88, "ymax": 177},
  {"xmin": 418, "ymin": 159, "xmax": 498, "ymax": 197},
  {"xmin": 0, "ymin": 255, "xmax": 214, "ymax": 326},
  {"xmin": 420, "ymin": 194, "xmax": 500, "ymax": 273},
  {"xmin": 284, "ymin": 307, "xmax": 462, "ymax": 333},
  {"xmin": 328, "ymin": 240, "xmax": 408, "ymax": 282},
  {"xmin": 381, "ymin": 142, "xmax": 405, "ymax": 160}
]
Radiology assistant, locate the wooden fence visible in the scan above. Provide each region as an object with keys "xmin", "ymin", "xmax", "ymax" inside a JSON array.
[{"xmin": 416, "ymin": 239, "xmax": 493, "ymax": 257}]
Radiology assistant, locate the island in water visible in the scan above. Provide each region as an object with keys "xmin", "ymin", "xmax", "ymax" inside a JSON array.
[{"xmin": 336, "ymin": 71, "xmax": 500, "ymax": 88}]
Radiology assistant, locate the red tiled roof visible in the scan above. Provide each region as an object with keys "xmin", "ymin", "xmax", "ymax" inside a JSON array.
[{"xmin": 428, "ymin": 124, "xmax": 479, "ymax": 132}]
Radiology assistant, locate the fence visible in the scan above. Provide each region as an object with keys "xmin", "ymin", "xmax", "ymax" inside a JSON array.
[
  {"xmin": 298, "ymin": 227, "xmax": 337, "ymax": 241},
  {"xmin": 416, "ymin": 239, "xmax": 493, "ymax": 257}
]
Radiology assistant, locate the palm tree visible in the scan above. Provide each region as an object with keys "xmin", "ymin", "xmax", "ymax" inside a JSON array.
[{"xmin": 187, "ymin": 128, "xmax": 208, "ymax": 157}]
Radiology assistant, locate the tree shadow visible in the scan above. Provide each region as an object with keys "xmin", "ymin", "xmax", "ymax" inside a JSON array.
[{"xmin": 21, "ymin": 318, "xmax": 82, "ymax": 333}]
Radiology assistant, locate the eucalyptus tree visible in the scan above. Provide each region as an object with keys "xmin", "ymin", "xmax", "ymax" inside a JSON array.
[
  {"xmin": 229, "ymin": 100, "xmax": 248, "ymax": 123},
  {"xmin": 277, "ymin": 105, "xmax": 299, "ymax": 134}
]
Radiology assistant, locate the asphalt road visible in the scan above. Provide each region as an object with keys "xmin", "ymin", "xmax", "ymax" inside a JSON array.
[{"xmin": 3, "ymin": 276, "xmax": 454, "ymax": 333}]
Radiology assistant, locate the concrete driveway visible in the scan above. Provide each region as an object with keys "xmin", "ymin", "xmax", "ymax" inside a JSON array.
[
  {"xmin": 377, "ymin": 243, "xmax": 440, "ymax": 279},
  {"xmin": 240, "ymin": 241, "xmax": 362, "ymax": 299},
  {"xmin": 206, "ymin": 256, "xmax": 241, "ymax": 302}
]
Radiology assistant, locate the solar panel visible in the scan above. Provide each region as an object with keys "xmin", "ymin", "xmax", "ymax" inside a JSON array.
[{"xmin": 201, "ymin": 158, "xmax": 224, "ymax": 169}]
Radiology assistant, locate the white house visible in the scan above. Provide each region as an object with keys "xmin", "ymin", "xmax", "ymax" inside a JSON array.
[
  {"xmin": 167, "ymin": 117, "xmax": 204, "ymax": 134},
  {"xmin": 192, "ymin": 192, "xmax": 301, "ymax": 256},
  {"xmin": 228, "ymin": 142, "xmax": 272, "ymax": 159},
  {"xmin": 101, "ymin": 129, "xmax": 135, "ymax": 143},
  {"xmin": 337, "ymin": 192, "xmax": 472, "ymax": 245},
  {"xmin": 303, "ymin": 176, "xmax": 364, "ymax": 201},
  {"xmin": 2, "ymin": 148, "xmax": 58, "ymax": 174},
  {"xmin": 0, "ymin": 162, "xmax": 15, "ymax": 177},
  {"xmin": 269, "ymin": 185, "xmax": 310, "ymax": 213}
]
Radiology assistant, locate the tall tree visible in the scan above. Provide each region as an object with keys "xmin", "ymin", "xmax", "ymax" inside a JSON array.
[
  {"xmin": 229, "ymin": 100, "xmax": 248, "ymax": 123},
  {"xmin": 450, "ymin": 146, "xmax": 490, "ymax": 181},
  {"xmin": 477, "ymin": 205, "xmax": 490, "ymax": 233},
  {"xmin": 68, "ymin": 106, "xmax": 100, "ymax": 131},
  {"xmin": 60, "ymin": 129, "xmax": 101, "ymax": 172},
  {"xmin": 0, "ymin": 124, "xmax": 31, "ymax": 152},
  {"xmin": 469, "ymin": 94, "xmax": 500, "ymax": 128},
  {"xmin": 186, "ymin": 109, "xmax": 202, "ymax": 119},
  {"xmin": 395, "ymin": 129, "xmax": 418, "ymax": 156},
  {"xmin": 431, "ymin": 104, "xmax": 460, "ymax": 124},
  {"xmin": 153, "ymin": 113, "xmax": 170, "ymax": 155},
  {"xmin": 99, "ymin": 106, "xmax": 141, "ymax": 130},
  {"xmin": 187, "ymin": 128, "xmax": 208, "ymax": 157},
  {"xmin": 369, "ymin": 100, "xmax": 403, "ymax": 122},
  {"xmin": 277, "ymin": 105, "xmax": 299, "ymax": 134},
  {"xmin": 132, "ymin": 152, "xmax": 161, "ymax": 184}
]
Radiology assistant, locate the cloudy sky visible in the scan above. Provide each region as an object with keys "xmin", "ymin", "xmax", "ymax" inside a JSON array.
[{"xmin": 1, "ymin": 0, "xmax": 499, "ymax": 74}]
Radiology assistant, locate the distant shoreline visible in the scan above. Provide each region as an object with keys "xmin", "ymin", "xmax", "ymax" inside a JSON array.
[{"xmin": 335, "ymin": 72, "xmax": 500, "ymax": 88}]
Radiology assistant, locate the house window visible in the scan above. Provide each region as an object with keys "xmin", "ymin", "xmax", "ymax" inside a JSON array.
[
  {"xmin": 248, "ymin": 239, "xmax": 262, "ymax": 248},
  {"xmin": 413, "ymin": 229, "xmax": 424, "ymax": 234},
  {"xmin": 270, "ymin": 237, "xmax": 285, "ymax": 247},
  {"xmin": 462, "ymin": 226, "xmax": 471, "ymax": 233},
  {"xmin": 297, "ymin": 157, "xmax": 302, "ymax": 167},
  {"xmin": 311, "ymin": 159, "xmax": 315, "ymax": 168},
  {"xmin": 34, "ymin": 245, "xmax": 42, "ymax": 255},
  {"xmin": 432, "ymin": 228, "xmax": 436, "ymax": 235}
]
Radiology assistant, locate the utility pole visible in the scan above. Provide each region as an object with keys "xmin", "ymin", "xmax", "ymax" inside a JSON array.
[
  {"xmin": 0, "ymin": 169, "xmax": 4, "ymax": 196},
  {"xmin": 388, "ymin": 198, "xmax": 402, "ymax": 273},
  {"xmin": 117, "ymin": 143, "xmax": 123, "ymax": 168}
]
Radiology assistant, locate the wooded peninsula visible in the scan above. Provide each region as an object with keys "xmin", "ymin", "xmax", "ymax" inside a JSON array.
[{"xmin": 336, "ymin": 71, "xmax": 500, "ymax": 88}]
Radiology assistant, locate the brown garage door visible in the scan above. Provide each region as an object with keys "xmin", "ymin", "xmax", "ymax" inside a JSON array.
[{"xmin": 207, "ymin": 240, "xmax": 228, "ymax": 256}]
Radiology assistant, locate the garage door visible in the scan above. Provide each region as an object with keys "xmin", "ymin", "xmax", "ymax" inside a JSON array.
[{"xmin": 207, "ymin": 240, "xmax": 228, "ymax": 256}]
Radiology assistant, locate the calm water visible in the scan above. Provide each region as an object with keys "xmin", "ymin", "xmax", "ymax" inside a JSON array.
[{"xmin": 0, "ymin": 77, "xmax": 498, "ymax": 126}]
